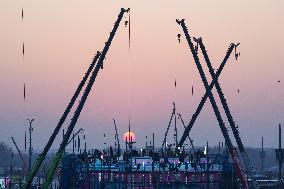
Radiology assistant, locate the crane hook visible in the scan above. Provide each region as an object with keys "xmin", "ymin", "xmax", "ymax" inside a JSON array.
[
  {"xmin": 234, "ymin": 43, "xmax": 240, "ymax": 60},
  {"xmin": 177, "ymin": 34, "xmax": 181, "ymax": 43}
]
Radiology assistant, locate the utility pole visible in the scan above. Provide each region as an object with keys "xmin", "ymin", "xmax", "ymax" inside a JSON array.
[
  {"xmin": 162, "ymin": 102, "xmax": 176, "ymax": 151},
  {"xmin": 152, "ymin": 133, "xmax": 155, "ymax": 151},
  {"xmin": 206, "ymin": 141, "xmax": 210, "ymax": 189},
  {"xmin": 84, "ymin": 135, "xmax": 86, "ymax": 152},
  {"xmin": 72, "ymin": 132, "xmax": 75, "ymax": 155},
  {"xmin": 278, "ymin": 124, "xmax": 283, "ymax": 188},
  {"xmin": 261, "ymin": 137, "xmax": 264, "ymax": 172},
  {"xmin": 27, "ymin": 118, "xmax": 34, "ymax": 175},
  {"xmin": 174, "ymin": 111, "xmax": 178, "ymax": 149},
  {"xmin": 11, "ymin": 137, "xmax": 27, "ymax": 175},
  {"xmin": 146, "ymin": 135, "xmax": 147, "ymax": 148},
  {"xmin": 113, "ymin": 118, "xmax": 121, "ymax": 157}
]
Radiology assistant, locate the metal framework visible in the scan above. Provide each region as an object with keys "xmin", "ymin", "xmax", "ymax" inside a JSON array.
[
  {"xmin": 11, "ymin": 137, "xmax": 28, "ymax": 174},
  {"xmin": 42, "ymin": 8, "xmax": 130, "ymax": 189},
  {"xmin": 24, "ymin": 52, "xmax": 101, "ymax": 189},
  {"xmin": 176, "ymin": 19, "xmax": 254, "ymax": 189},
  {"xmin": 162, "ymin": 104, "xmax": 198, "ymax": 152},
  {"xmin": 66, "ymin": 128, "xmax": 84, "ymax": 146},
  {"xmin": 198, "ymin": 37, "xmax": 257, "ymax": 188},
  {"xmin": 24, "ymin": 8, "xmax": 129, "ymax": 189},
  {"xmin": 27, "ymin": 118, "xmax": 34, "ymax": 175},
  {"xmin": 177, "ymin": 113, "xmax": 195, "ymax": 152},
  {"xmin": 161, "ymin": 102, "xmax": 176, "ymax": 150},
  {"xmin": 113, "ymin": 118, "xmax": 121, "ymax": 156}
]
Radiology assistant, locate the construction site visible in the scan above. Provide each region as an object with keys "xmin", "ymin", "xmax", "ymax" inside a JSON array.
[{"xmin": 0, "ymin": 1, "xmax": 284, "ymax": 189}]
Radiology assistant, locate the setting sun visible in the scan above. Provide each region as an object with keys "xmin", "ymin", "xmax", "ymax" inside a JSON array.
[{"xmin": 123, "ymin": 131, "xmax": 136, "ymax": 142}]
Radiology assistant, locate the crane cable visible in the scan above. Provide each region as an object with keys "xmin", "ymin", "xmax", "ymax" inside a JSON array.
[
  {"xmin": 128, "ymin": 12, "xmax": 131, "ymax": 52},
  {"xmin": 127, "ymin": 12, "xmax": 132, "ymax": 136},
  {"xmin": 22, "ymin": 5, "xmax": 28, "ymax": 154},
  {"xmin": 22, "ymin": 7, "xmax": 26, "ymax": 103},
  {"xmin": 174, "ymin": 32, "xmax": 178, "ymax": 147}
]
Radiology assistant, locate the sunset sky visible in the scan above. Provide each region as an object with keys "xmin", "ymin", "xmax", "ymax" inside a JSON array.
[{"xmin": 0, "ymin": 1, "xmax": 283, "ymax": 151}]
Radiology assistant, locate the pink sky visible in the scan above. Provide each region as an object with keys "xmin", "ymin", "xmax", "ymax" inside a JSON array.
[{"xmin": 0, "ymin": 1, "xmax": 284, "ymax": 150}]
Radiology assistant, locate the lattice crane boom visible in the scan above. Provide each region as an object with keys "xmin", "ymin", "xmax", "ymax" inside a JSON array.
[
  {"xmin": 24, "ymin": 52, "xmax": 101, "ymax": 189},
  {"xmin": 176, "ymin": 19, "xmax": 249, "ymax": 189},
  {"xmin": 66, "ymin": 128, "xmax": 83, "ymax": 146},
  {"xmin": 177, "ymin": 113, "xmax": 195, "ymax": 152},
  {"xmin": 198, "ymin": 39, "xmax": 257, "ymax": 189},
  {"xmin": 162, "ymin": 102, "xmax": 176, "ymax": 150},
  {"xmin": 176, "ymin": 23, "xmax": 235, "ymax": 148},
  {"xmin": 113, "ymin": 118, "xmax": 121, "ymax": 156},
  {"xmin": 42, "ymin": 8, "xmax": 129, "ymax": 189},
  {"xmin": 11, "ymin": 137, "xmax": 27, "ymax": 171}
]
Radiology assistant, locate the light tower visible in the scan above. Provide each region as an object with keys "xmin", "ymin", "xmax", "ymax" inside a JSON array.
[{"xmin": 27, "ymin": 118, "xmax": 34, "ymax": 174}]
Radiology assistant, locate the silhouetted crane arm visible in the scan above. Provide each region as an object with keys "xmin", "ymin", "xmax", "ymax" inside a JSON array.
[
  {"xmin": 11, "ymin": 137, "xmax": 26, "ymax": 165},
  {"xmin": 113, "ymin": 118, "xmax": 121, "ymax": 156},
  {"xmin": 43, "ymin": 8, "xmax": 129, "ymax": 189},
  {"xmin": 176, "ymin": 19, "xmax": 234, "ymax": 147},
  {"xmin": 198, "ymin": 39, "xmax": 257, "ymax": 188},
  {"xmin": 66, "ymin": 128, "xmax": 83, "ymax": 146},
  {"xmin": 24, "ymin": 51, "xmax": 101, "ymax": 189},
  {"xmin": 177, "ymin": 113, "xmax": 195, "ymax": 152},
  {"xmin": 162, "ymin": 102, "xmax": 176, "ymax": 150},
  {"xmin": 176, "ymin": 19, "xmax": 248, "ymax": 189}
]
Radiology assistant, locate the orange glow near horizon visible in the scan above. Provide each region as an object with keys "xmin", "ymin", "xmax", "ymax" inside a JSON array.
[
  {"xmin": 123, "ymin": 131, "xmax": 136, "ymax": 142},
  {"xmin": 0, "ymin": 1, "xmax": 284, "ymax": 149}
]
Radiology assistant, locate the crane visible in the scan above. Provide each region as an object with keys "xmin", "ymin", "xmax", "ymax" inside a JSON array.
[
  {"xmin": 198, "ymin": 37, "xmax": 257, "ymax": 188},
  {"xmin": 24, "ymin": 52, "xmax": 101, "ymax": 189},
  {"xmin": 176, "ymin": 19, "xmax": 234, "ymax": 149},
  {"xmin": 66, "ymin": 128, "xmax": 83, "ymax": 146},
  {"xmin": 161, "ymin": 102, "xmax": 176, "ymax": 151},
  {"xmin": 177, "ymin": 113, "xmax": 195, "ymax": 152},
  {"xmin": 11, "ymin": 137, "xmax": 28, "ymax": 174},
  {"xmin": 42, "ymin": 8, "xmax": 130, "ymax": 189},
  {"xmin": 176, "ymin": 19, "xmax": 250, "ymax": 189},
  {"xmin": 113, "ymin": 118, "xmax": 121, "ymax": 157}
]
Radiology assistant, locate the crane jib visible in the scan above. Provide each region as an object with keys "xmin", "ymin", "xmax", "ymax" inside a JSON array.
[
  {"xmin": 42, "ymin": 8, "xmax": 129, "ymax": 189},
  {"xmin": 176, "ymin": 19, "xmax": 254, "ymax": 189}
]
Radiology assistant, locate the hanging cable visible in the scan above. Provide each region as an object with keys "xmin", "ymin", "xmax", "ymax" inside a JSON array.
[
  {"xmin": 24, "ymin": 131, "xmax": 27, "ymax": 151},
  {"xmin": 128, "ymin": 12, "xmax": 131, "ymax": 52},
  {"xmin": 128, "ymin": 11, "xmax": 131, "ymax": 116},
  {"xmin": 22, "ymin": 6, "xmax": 27, "ymax": 157},
  {"xmin": 22, "ymin": 8, "xmax": 26, "ymax": 102},
  {"xmin": 24, "ymin": 83, "xmax": 26, "ymax": 102},
  {"xmin": 22, "ymin": 42, "xmax": 25, "ymax": 56},
  {"xmin": 235, "ymin": 43, "xmax": 240, "ymax": 94},
  {"xmin": 127, "ymin": 11, "xmax": 132, "ymax": 139},
  {"xmin": 173, "ymin": 38, "xmax": 178, "ymax": 148}
]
